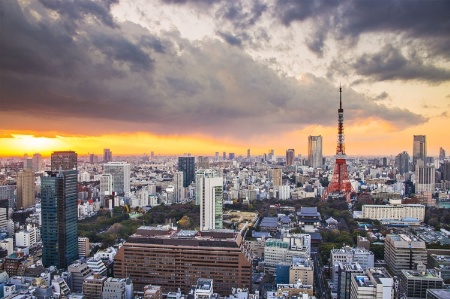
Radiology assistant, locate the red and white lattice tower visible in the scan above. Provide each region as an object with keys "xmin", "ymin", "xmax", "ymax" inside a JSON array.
[{"xmin": 322, "ymin": 85, "xmax": 355, "ymax": 202}]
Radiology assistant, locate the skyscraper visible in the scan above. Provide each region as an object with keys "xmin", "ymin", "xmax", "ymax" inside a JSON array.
[
  {"xmin": 395, "ymin": 151, "xmax": 410, "ymax": 175},
  {"xmin": 178, "ymin": 157, "xmax": 195, "ymax": 188},
  {"xmin": 103, "ymin": 162, "xmax": 131, "ymax": 196},
  {"xmin": 413, "ymin": 135, "xmax": 426, "ymax": 170},
  {"xmin": 51, "ymin": 151, "xmax": 77, "ymax": 171},
  {"xmin": 89, "ymin": 154, "xmax": 98, "ymax": 164},
  {"xmin": 32, "ymin": 153, "xmax": 42, "ymax": 172},
  {"xmin": 443, "ymin": 161, "xmax": 450, "ymax": 181},
  {"xmin": 103, "ymin": 148, "xmax": 113, "ymax": 163},
  {"xmin": 229, "ymin": 153, "xmax": 235, "ymax": 160},
  {"xmin": 196, "ymin": 169, "xmax": 223, "ymax": 230},
  {"xmin": 99, "ymin": 174, "xmax": 113, "ymax": 205},
  {"xmin": 272, "ymin": 168, "xmax": 282, "ymax": 188},
  {"xmin": 173, "ymin": 171, "xmax": 184, "ymax": 203},
  {"xmin": 415, "ymin": 160, "xmax": 435, "ymax": 194},
  {"xmin": 439, "ymin": 147, "xmax": 446, "ymax": 161},
  {"xmin": 16, "ymin": 169, "xmax": 35, "ymax": 209},
  {"xmin": 247, "ymin": 149, "xmax": 251, "ymax": 158},
  {"xmin": 286, "ymin": 149, "xmax": 295, "ymax": 166},
  {"xmin": 41, "ymin": 169, "xmax": 78, "ymax": 268},
  {"xmin": 308, "ymin": 136, "xmax": 323, "ymax": 168}
]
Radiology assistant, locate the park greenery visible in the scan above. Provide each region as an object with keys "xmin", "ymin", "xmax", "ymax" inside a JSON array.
[{"xmin": 78, "ymin": 196, "xmax": 450, "ymax": 262}]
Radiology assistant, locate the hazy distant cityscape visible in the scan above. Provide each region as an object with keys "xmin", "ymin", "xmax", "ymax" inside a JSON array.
[{"xmin": 0, "ymin": 126, "xmax": 449, "ymax": 298}]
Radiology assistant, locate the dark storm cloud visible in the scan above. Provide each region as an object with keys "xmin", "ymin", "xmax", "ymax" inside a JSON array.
[
  {"xmin": 273, "ymin": 0, "xmax": 450, "ymax": 78},
  {"xmin": 217, "ymin": 31, "xmax": 243, "ymax": 47},
  {"xmin": 353, "ymin": 46, "xmax": 450, "ymax": 83},
  {"xmin": 274, "ymin": 0, "xmax": 450, "ymax": 41},
  {"xmin": 373, "ymin": 92, "xmax": 389, "ymax": 102},
  {"xmin": 0, "ymin": 0, "xmax": 426, "ymax": 137},
  {"xmin": 216, "ymin": 0, "xmax": 267, "ymax": 29},
  {"xmin": 39, "ymin": 0, "xmax": 118, "ymax": 28}
]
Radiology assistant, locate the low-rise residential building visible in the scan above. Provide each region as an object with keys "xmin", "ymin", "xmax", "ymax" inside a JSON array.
[
  {"xmin": 103, "ymin": 277, "xmax": 129, "ymax": 299},
  {"xmin": 143, "ymin": 285, "xmax": 162, "ymax": 299},
  {"xmin": 83, "ymin": 274, "xmax": 107, "ymax": 299},
  {"xmin": 86, "ymin": 257, "xmax": 107, "ymax": 276}
]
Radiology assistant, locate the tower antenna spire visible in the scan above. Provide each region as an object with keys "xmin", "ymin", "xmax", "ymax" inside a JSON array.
[{"xmin": 322, "ymin": 84, "xmax": 355, "ymax": 202}]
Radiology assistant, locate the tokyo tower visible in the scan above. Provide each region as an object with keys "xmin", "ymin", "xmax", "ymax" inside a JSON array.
[{"xmin": 322, "ymin": 85, "xmax": 355, "ymax": 202}]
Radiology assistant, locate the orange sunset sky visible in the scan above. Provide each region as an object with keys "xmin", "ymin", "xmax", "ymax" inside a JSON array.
[{"xmin": 1, "ymin": 0, "xmax": 449, "ymax": 158}]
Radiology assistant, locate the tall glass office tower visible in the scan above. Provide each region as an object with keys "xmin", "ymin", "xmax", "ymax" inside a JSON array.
[
  {"xmin": 178, "ymin": 156, "xmax": 195, "ymax": 188},
  {"xmin": 41, "ymin": 169, "xmax": 78, "ymax": 269}
]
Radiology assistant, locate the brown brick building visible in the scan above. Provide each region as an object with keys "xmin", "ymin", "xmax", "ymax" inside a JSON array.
[{"xmin": 114, "ymin": 227, "xmax": 252, "ymax": 295}]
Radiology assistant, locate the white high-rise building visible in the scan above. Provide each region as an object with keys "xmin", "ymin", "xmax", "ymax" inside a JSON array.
[
  {"xmin": 308, "ymin": 135, "xmax": 323, "ymax": 168},
  {"xmin": 79, "ymin": 171, "xmax": 91, "ymax": 182},
  {"xmin": 173, "ymin": 171, "xmax": 184, "ymax": 203},
  {"xmin": 415, "ymin": 160, "xmax": 435, "ymax": 193},
  {"xmin": 15, "ymin": 225, "xmax": 38, "ymax": 247},
  {"xmin": 196, "ymin": 169, "xmax": 223, "ymax": 231},
  {"xmin": 100, "ymin": 174, "xmax": 113, "ymax": 204},
  {"xmin": 278, "ymin": 185, "xmax": 290, "ymax": 200},
  {"xmin": 104, "ymin": 162, "xmax": 130, "ymax": 196}
]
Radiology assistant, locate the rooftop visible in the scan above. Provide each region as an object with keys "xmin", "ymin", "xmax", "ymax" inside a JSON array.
[
  {"xmin": 127, "ymin": 226, "xmax": 241, "ymax": 247},
  {"xmin": 402, "ymin": 269, "xmax": 443, "ymax": 280}
]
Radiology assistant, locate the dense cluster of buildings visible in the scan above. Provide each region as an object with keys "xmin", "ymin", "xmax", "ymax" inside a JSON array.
[{"xmin": 0, "ymin": 130, "xmax": 448, "ymax": 298}]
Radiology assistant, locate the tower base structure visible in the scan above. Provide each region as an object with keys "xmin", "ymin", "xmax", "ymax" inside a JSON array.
[{"xmin": 322, "ymin": 158, "xmax": 354, "ymax": 202}]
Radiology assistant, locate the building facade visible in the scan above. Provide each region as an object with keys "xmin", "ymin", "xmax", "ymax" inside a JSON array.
[
  {"xmin": 104, "ymin": 162, "xmax": 131, "ymax": 196},
  {"xmin": 103, "ymin": 148, "xmax": 113, "ymax": 163},
  {"xmin": 308, "ymin": 135, "xmax": 323, "ymax": 169},
  {"xmin": 272, "ymin": 168, "xmax": 282, "ymax": 188},
  {"xmin": 395, "ymin": 151, "xmax": 410, "ymax": 175},
  {"xmin": 16, "ymin": 169, "xmax": 35, "ymax": 209},
  {"xmin": 178, "ymin": 156, "xmax": 195, "ymax": 188},
  {"xmin": 384, "ymin": 234, "xmax": 427, "ymax": 276},
  {"xmin": 113, "ymin": 227, "xmax": 252, "ymax": 295},
  {"xmin": 196, "ymin": 169, "xmax": 223, "ymax": 230},
  {"xmin": 51, "ymin": 151, "xmax": 78, "ymax": 171},
  {"xmin": 415, "ymin": 160, "xmax": 435, "ymax": 194},
  {"xmin": 399, "ymin": 267, "xmax": 443, "ymax": 299},
  {"xmin": 413, "ymin": 135, "xmax": 426, "ymax": 170},
  {"xmin": 349, "ymin": 268, "xmax": 393, "ymax": 299},
  {"xmin": 41, "ymin": 170, "xmax": 78, "ymax": 268},
  {"xmin": 286, "ymin": 149, "xmax": 295, "ymax": 167},
  {"xmin": 361, "ymin": 204, "xmax": 425, "ymax": 222}
]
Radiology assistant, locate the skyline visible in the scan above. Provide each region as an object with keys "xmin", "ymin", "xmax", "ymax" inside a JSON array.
[{"xmin": 1, "ymin": 0, "xmax": 449, "ymax": 157}]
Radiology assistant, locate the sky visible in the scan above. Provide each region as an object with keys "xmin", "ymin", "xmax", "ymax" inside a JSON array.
[{"xmin": 1, "ymin": 0, "xmax": 449, "ymax": 158}]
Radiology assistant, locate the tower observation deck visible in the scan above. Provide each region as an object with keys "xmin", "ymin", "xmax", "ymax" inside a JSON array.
[{"xmin": 322, "ymin": 86, "xmax": 355, "ymax": 202}]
